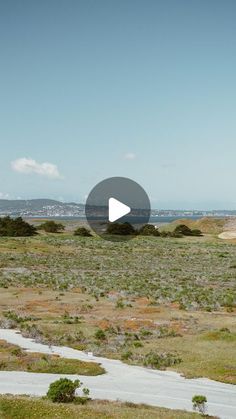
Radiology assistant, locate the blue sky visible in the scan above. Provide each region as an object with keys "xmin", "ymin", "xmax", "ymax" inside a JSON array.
[{"xmin": 0, "ymin": 0, "xmax": 236, "ymax": 209}]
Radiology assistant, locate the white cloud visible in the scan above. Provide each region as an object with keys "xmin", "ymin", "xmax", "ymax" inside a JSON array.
[
  {"xmin": 0, "ymin": 192, "xmax": 10, "ymax": 199},
  {"xmin": 11, "ymin": 158, "xmax": 63, "ymax": 179},
  {"xmin": 124, "ymin": 152, "xmax": 136, "ymax": 160}
]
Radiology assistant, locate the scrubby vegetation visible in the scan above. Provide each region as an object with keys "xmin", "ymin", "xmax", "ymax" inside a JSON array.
[
  {"xmin": 138, "ymin": 224, "xmax": 160, "ymax": 236},
  {"xmin": 0, "ymin": 396, "xmax": 203, "ymax": 418},
  {"xmin": 143, "ymin": 351, "xmax": 182, "ymax": 369},
  {"xmin": 106, "ymin": 222, "xmax": 136, "ymax": 235},
  {"xmin": 0, "ymin": 232, "xmax": 232, "ymax": 313},
  {"xmin": 159, "ymin": 225, "xmax": 202, "ymax": 238},
  {"xmin": 38, "ymin": 221, "xmax": 65, "ymax": 233},
  {"xmin": 0, "ymin": 220, "xmax": 235, "ymax": 384},
  {"xmin": 47, "ymin": 378, "xmax": 89, "ymax": 403},
  {"xmin": 164, "ymin": 217, "xmax": 226, "ymax": 234},
  {"xmin": 105, "ymin": 222, "xmax": 202, "ymax": 238},
  {"xmin": 0, "ymin": 339, "xmax": 104, "ymax": 375},
  {"xmin": 173, "ymin": 225, "xmax": 202, "ymax": 237},
  {"xmin": 0, "ymin": 217, "xmax": 37, "ymax": 237},
  {"xmin": 74, "ymin": 227, "xmax": 92, "ymax": 237}
]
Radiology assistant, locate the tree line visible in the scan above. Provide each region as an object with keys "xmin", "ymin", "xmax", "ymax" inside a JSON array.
[{"xmin": 0, "ymin": 216, "xmax": 202, "ymax": 238}]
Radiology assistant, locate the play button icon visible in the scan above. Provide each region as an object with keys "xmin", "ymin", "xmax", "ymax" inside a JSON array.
[
  {"xmin": 85, "ymin": 177, "xmax": 151, "ymax": 241},
  {"xmin": 108, "ymin": 198, "xmax": 131, "ymax": 222}
]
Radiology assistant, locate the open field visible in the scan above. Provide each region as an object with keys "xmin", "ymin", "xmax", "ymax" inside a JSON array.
[
  {"xmin": 0, "ymin": 223, "xmax": 235, "ymax": 387},
  {"xmin": 0, "ymin": 396, "xmax": 203, "ymax": 419}
]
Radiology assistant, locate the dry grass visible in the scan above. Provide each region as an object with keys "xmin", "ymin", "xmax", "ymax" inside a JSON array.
[
  {"xmin": 0, "ymin": 287, "xmax": 235, "ymax": 383},
  {"xmin": 0, "ymin": 396, "xmax": 203, "ymax": 418},
  {"xmin": 0, "ymin": 229, "xmax": 235, "ymax": 384},
  {"xmin": 160, "ymin": 217, "xmax": 227, "ymax": 234}
]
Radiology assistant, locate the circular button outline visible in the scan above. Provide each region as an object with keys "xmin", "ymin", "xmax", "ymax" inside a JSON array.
[{"xmin": 85, "ymin": 176, "xmax": 151, "ymax": 241}]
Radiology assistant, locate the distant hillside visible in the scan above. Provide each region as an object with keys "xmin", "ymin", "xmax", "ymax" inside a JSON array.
[
  {"xmin": 160, "ymin": 217, "xmax": 227, "ymax": 234},
  {"xmin": 0, "ymin": 199, "xmax": 84, "ymax": 217},
  {"xmin": 0, "ymin": 199, "xmax": 63, "ymax": 210}
]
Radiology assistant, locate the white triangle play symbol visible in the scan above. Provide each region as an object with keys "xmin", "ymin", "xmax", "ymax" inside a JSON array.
[{"xmin": 108, "ymin": 197, "xmax": 131, "ymax": 222}]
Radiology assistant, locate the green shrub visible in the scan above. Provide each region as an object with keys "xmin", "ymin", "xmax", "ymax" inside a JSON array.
[
  {"xmin": 192, "ymin": 395, "xmax": 207, "ymax": 414},
  {"xmin": 94, "ymin": 329, "xmax": 106, "ymax": 340},
  {"xmin": 106, "ymin": 222, "xmax": 136, "ymax": 235},
  {"xmin": 11, "ymin": 348, "xmax": 23, "ymax": 357},
  {"xmin": 140, "ymin": 328, "xmax": 153, "ymax": 337},
  {"xmin": 74, "ymin": 227, "xmax": 92, "ymax": 237},
  {"xmin": 138, "ymin": 224, "xmax": 160, "ymax": 236},
  {"xmin": 143, "ymin": 351, "xmax": 182, "ymax": 369},
  {"xmin": 0, "ymin": 216, "xmax": 37, "ymax": 237},
  {"xmin": 3, "ymin": 310, "xmax": 36, "ymax": 323},
  {"xmin": 47, "ymin": 378, "xmax": 80, "ymax": 403},
  {"xmin": 173, "ymin": 224, "xmax": 202, "ymax": 237},
  {"xmin": 159, "ymin": 231, "xmax": 171, "ymax": 237},
  {"xmin": 121, "ymin": 350, "xmax": 133, "ymax": 360},
  {"xmin": 116, "ymin": 298, "xmax": 125, "ymax": 308},
  {"xmin": 38, "ymin": 221, "xmax": 65, "ymax": 233},
  {"xmin": 174, "ymin": 225, "xmax": 194, "ymax": 236},
  {"xmin": 191, "ymin": 229, "xmax": 202, "ymax": 236}
]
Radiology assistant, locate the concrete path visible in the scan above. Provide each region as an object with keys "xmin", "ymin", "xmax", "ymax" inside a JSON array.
[{"xmin": 0, "ymin": 329, "xmax": 235, "ymax": 419}]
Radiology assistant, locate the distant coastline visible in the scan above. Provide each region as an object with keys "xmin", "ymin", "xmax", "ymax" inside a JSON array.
[{"xmin": 0, "ymin": 199, "xmax": 235, "ymax": 220}]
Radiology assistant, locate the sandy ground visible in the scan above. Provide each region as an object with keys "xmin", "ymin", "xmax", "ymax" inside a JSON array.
[
  {"xmin": 219, "ymin": 218, "xmax": 236, "ymax": 239},
  {"xmin": 218, "ymin": 231, "xmax": 236, "ymax": 239},
  {"xmin": 0, "ymin": 329, "xmax": 235, "ymax": 419}
]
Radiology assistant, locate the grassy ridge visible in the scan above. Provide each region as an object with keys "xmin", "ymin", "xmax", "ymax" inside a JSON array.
[
  {"xmin": 0, "ymin": 396, "xmax": 202, "ymax": 419},
  {"xmin": 159, "ymin": 217, "xmax": 226, "ymax": 234}
]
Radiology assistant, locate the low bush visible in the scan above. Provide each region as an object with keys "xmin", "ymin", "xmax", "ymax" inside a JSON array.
[
  {"xmin": 174, "ymin": 225, "xmax": 202, "ymax": 237},
  {"xmin": 191, "ymin": 229, "xmax": 202, "ymax": 236},
  {"xmin": 106, "ymin": 222, "xmax": 136, "ymax": 235},
  {"xmin": 0, "ymin": 217, "xmax": 37, "ymax": 237},
  {"xmin": 143, "ymin": 351, "xmax": 182, "ymax": 369},
  {"xmin": 47, "ymin": 378, "xmax": 80, "ymax": 403},
  {"xmin": 94, "ymin": 329, "xmax": 106, "ymax": 341},
  {"xmin": 74, "ymin": 227, "xmax": 92, "ymax": 237},
  {"xmin": 138, "ymin": 224, "xmax": 160, "ymax": 236},
  {"xmin": 192, "ymin": 395, "xmax": 207, "ymax": 414},
  {"xmin": 38, "ymin": 221, "xmax": 65, "ymax": 233}
]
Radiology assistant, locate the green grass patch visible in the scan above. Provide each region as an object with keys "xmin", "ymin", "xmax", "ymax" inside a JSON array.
[
  {"xmin": 0, "ymin": 340, "xmax": 104, "ymax": 375},
  {"xmin": 0, "ymin": 396, "xmax": 203, "ymax": 419}
]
